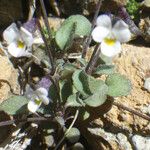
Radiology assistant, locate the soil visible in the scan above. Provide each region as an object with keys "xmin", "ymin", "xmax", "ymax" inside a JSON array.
[
  {"xmin": 104, "ymin": 43, "xmax": 150, "ymax": 135},
  {"xmin": 87, "ymin": 43, "xmax": 150, "ymax": 150}
]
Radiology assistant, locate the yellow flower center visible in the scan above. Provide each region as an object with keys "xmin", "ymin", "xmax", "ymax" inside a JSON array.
[
  {"xmin": 34, "ymin": 99, "xmax": 42, "ymax": 105},
  {"xmin": 104, "ymin": 38, "xmax": 116, "ymax": 46},
  {"xmin": 17, "ymin": 41, "xmax": 24, "ymax": 48}
]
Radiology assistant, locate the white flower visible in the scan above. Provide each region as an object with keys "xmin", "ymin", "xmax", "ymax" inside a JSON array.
[
  {"xmin": 3, "ymin": 23, "xmax": 34, "ymax": 57},
  {"xmin": 92, "ymin": 15, "xmax": 131, "ymax": 57},
  {"xmin": 26, "ymin": 86, "xmax": 50, "ymax": 113}
]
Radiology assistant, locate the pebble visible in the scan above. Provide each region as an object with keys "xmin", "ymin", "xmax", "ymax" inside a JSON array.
[
  {"xmin": 117, "ymin": 133, "xmax": 132, "ymax": 150},
  {"xmin": 144, "ymin": 78, "xmax": 150, "ymax": 92},
  {"xmin": 132, "ymin": 135, "xmax": 150, "ymax": 150}
]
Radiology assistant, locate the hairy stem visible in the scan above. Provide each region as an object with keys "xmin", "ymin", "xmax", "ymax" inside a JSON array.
[
  {"xmin": 37, "ymin": 20, "xmax": 55, "ymax": 75},
  {"xmin": 85, "ymin": 44, "xmax": 101, "ymax": 75},
  {"xmin": 39, "ymin": 0, "xmax": 52, "ymax": 39}
]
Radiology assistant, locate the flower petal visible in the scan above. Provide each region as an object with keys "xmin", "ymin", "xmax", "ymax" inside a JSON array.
[
  {"xmin": 96, "ymin": 15, "xmax": 112, "ymax": 29},
  {"xmin": 112, "ymin": 20, "xmax": 131, "ymax": 43},
  {"xmin": 92, "ymin": 26, "xmax": 110, "ymax": 42},
  {"xmin": 20, "ymin": 27, "xmax": 34, "ymax": 47},
  {"xmin": 39, "ymin": 95, "xmax": 50, "ymax": 105},
  {"xmin": 101, "ymin": 40, "xmax": 121, "ymax": 57},
  {"xmin": 36, "ymin": 87, "xmax": 48, "ymax": 96},
  {"xmin": 33, "ymin": 38, "xmax": 44, "ymax": 44},
  {"xmin": 28, "ymin": 100, "xmax": 41, "ymax": 113},
  {"xmin": 3, "ymin": 23, "xmax": 20, "ymax": 44},
  {"xmin": 25, "ymin": 84, "xmax": 34, "ymax": 99},
  {"xmin": 8, "ymin": 42, "xmax": 30, "ymax": 57}
]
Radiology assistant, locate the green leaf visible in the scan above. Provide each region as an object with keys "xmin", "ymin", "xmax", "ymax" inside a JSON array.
[
  {"xmin": 66, "ymin": 127, "xmax": 80, "ymax": 143},
  {"xmin": 59, "ymin": 79, "xmax": 73, "ymax": 102},
  {"xmin": 94, "ymin": 65, "xmax": 115, "ymax": 75},
  {"xmin": 84, "ymin": 83, "xmax": 108, "ymax": 107},
  {"xmin": 49, "ymin": 84, "xmax": 58, "ymax": 102},
  {"xmin": 77, "ymin": 58, "xmax": 87, "ymax": 67},
  {"xmin": 106, "ymin": 73, "xmax": 132, "ymax": 97},
  {"xmin": 72, "ymin": 70, "xmax": 105, "ymax": 97},
  {"xmin": 60, "ymin": 63, "xmax": 77, "ymax": 79},
  {"xmin": 0, "ymin": 96, "xmax": 29, "ymax": 115},
  {"xmin": 79, "ymin": 109, "xmax": 90, "ymax": 121},
  {"xmin": 65, "ymin": 93, "xmax": 84, "ymax": 108},
  {"xmin": 55, "ymin": 15, "xmax": 91, "ymax": 50},
  {"xmin": 33, "ymin": 46, "xmax": 50, "ymax": 67}
]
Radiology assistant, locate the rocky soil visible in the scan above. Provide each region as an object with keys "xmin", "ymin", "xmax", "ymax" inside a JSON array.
[{"xmin": 88, "ymin": 43, "xmax": 150, "ymax": 150}]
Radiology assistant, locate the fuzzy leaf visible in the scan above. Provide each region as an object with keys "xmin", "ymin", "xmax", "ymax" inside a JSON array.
[
  {"xmin": 66, "ymin": 127, "xmax": 80, "ymax": 143},
  {"xmin": 106, "ymin": 73, "xmax": 132, "ymax": 97},
  {"xmin": 66, "ymin": 93, "xmax": 84, "ymax": 108},
  {"xmin": 94, "ymin": 65, "xmax": 115, "ymax": 75},
  {"xmin": 60, "ymin": 63, "xmax": 77, "ymax": 79},
  {"xmin": 0, "ymin": 96, "xmax": 29, "ymax": 115},
  {"xmin": 59, "ymin": 79, "xmax": 73, "ymax": 102},
  {"xmin": 84, "ymin": 83, "xmax": 108, "ymax": 107},
  {"xmin": 79, "ymin": 109, "xmax": 90, "ymax": 121},
  {"xmin": 77, "ymin": 58, "xmax": 87, "ymax": 67},
  {"xmin": 49, "ymin": 84, "xmax": 58, "ymax": 102},
  {"xmin": 55, "ymin": 15, "xmax": 91, "ymax": 50},
  {"xmin": 72, "ymin": 70, "xmax": 105, "ymax": 97}
]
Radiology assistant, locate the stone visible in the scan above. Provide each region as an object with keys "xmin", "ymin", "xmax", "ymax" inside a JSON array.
[
  {"xmin": 132, "ymin": 135, "xmax": 150, "ymax": 150},
  {"xmin": 144, "ymin": 78, "xmax": 150, "ymax": 92},
  {"xmin": 0, "ymin": 56, "xmax": 20, "ymax": 103},
  {"xmin": 117, "ymin": 133, "xmax": 132, "ymax": 150},
  {"xmin": 88, "ymin": 128, "xmax": 132, "ymax": 150}
]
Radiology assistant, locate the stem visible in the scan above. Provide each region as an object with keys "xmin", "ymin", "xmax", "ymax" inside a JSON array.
[
  {"xmin": 85, "ymin": 44, "xmax": 101, "ymax": 75},
  {"xmin": 113, "ymin": 102, "xmax": 150, "ymax": 121},
  {"xmin": 48, "ymin": 74, "xmax": 62, "ymax": 111},
  {"xmin": 37, "ymin": 20, "xmax": 55, "ymax": 75},
  {"xmin": 54, "ymin": 109, "xmax": 79, "ymax": 150},
  {"xmin": 38, "ymin": 0, "xmax": 56, "ymax": 75},
  {"xmin": 82, "ymin": 0, "xmax": 102, "ymax": 58},
  {"xmin": 0, "ymin": 116, "xmax": 55, "ymax": 127},
  {"xmin": 39, "ymin": 0, "xmax": 52, "ymax": 39}
]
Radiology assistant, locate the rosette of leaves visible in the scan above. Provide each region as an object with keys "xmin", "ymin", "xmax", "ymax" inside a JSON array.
[
  {"xmin": 55, "ymin": 15, "xmax": 91, "ymax": 51},
  {"xmin": 62, "ymin": 68, "xmax": 131, "ymax": 121}
]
